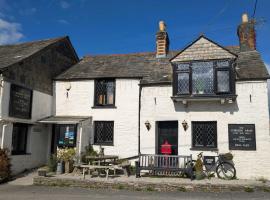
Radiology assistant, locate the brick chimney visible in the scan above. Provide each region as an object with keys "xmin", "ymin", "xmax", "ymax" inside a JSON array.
[
  {"xmin": 237, "ymin": 13, "xmax": 256, "ymax": 51},
  {"xmin": 156, "ymin": 21, "xmax": 169, "ymax": 58}
]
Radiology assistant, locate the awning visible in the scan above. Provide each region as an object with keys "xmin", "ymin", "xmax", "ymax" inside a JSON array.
[{"xmin": 38, "ymin": 116, "xmax": 91, "ymax": 124}]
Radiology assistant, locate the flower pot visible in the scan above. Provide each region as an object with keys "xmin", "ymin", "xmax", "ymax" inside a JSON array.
[{"xmin": 56, "ymin": 162, "xmax": 64, "ymax": 175}]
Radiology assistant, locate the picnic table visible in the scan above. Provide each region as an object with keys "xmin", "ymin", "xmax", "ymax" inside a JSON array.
[
  {"xmin": 82, "ymin": 155, "xmax": 123, "ymax": 179},
  {"xmin": 85, "ymin": 155, "xmax": 119, "ymax": 165}
]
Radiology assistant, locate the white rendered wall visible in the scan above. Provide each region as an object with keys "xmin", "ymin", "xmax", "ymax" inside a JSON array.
[
  {"xmin": 0, "ymin": 81, "xmax": 53, "ymax": 174},
  {"xmin": 55, "ymin": 79, "xmax": 140, "ymax": 158},
  {"xmin": 140, "ymin": 81, "xmax": 270, "ymax": 179}
]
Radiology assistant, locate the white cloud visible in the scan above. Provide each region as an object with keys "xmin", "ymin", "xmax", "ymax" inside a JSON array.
[
  {"xmin": 0, "ymin": 18, "xmax": 23, "ymax": 45},
  {"xmin": 60, "ymin": 1, "xmax": 70, "ymax": 9},
  {"xmin": 57, "ymin": 19, "xmax": 69, "ymax": 24}
]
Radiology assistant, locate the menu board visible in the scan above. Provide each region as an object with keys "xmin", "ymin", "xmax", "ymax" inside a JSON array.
[
  {"xmin": 228, "ymin": 124, "xmax": 256, "ymax": 150},
  {"xmin": 9, "ymin": 84, "xmax": 32, "ymax": 119}
]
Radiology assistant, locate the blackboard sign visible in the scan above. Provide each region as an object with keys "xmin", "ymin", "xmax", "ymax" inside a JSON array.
[
  {"xmin": 228, "ymin": 124, "xmax": 256, "ymax": 150},
  {"xmin": 9, "ymin": 84, "xmax": 32, "ymax": 119},
  {"xmin": 203, "ymin": 156, "xmax": 215, "ymax": 166}
]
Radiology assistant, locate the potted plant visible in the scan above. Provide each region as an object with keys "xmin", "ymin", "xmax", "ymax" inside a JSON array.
[{"xmin": 62, "ymin": 148, "xmax": 76, "ymax": 173}]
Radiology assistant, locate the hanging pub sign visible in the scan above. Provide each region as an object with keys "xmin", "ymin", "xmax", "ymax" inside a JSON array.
[
  {"xmin": 9, "ymin": 84, "xmax": 33, "ymax": 119},
  {"xmin": 228, "ymin": 124, "xmax": 256, "ymax": 150}
]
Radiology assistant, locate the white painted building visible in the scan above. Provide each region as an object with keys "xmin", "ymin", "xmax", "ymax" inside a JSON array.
[
  {"xmin": 0, "ymin": 37, "xmax": 79, "ymax": 174},
  {"xmin": 50, "ymin": 15, "xmax": 270, "ymax": 179}
]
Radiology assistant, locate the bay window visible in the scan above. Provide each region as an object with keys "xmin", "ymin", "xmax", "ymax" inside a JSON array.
[{"xmin": 174, "ymin": 60, "xmax": 234, "ymax": 96}]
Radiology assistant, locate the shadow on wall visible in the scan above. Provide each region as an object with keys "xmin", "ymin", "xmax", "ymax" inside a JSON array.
[{"xmin": 173, "ymin": 101, "xmax": 239, "ymax": 114}]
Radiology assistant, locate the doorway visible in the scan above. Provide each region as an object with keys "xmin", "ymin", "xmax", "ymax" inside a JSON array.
[{"xmin": 156, "ymin": 121, "xmax": 178, "ymax": 155}]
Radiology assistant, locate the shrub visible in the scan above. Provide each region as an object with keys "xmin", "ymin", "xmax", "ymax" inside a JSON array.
[
  {"xmin": 0, "ymin": 148, "xmax": 11, "ymax": 183},
  {"xmin": 81, "ymin": 145, "xmax": 98, "ymax": 163},
  {"xmin": 47, "ymin": 154, "xmax": 57, "ymax": 172},
  {"xmin": 57, "ymin": 147, "xmax": 76, "ymax": 162}
]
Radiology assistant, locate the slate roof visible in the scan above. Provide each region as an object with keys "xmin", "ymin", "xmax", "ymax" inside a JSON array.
[
  {"xmin": 56, "ymin": 46, "xmax": 269, "ymax": 83},
  {"xmin": 0, "ymin": 36, "xmax": 76, "ymax": 71}
]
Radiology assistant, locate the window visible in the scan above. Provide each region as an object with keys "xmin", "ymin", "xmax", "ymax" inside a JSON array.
[
  {"xmin": 12, "ymin": 123, "xmax": 28, "ymax": 155},
  {"xmin": 192, "ymin": 121, "xmax": 217, "ymax": 149},
  {"xmin": 94, "ymin": 79, "xmax": 115, "ymax": 106},
  {"xmin": 55, "ymin": 124, "xmax": 77, "ymax": 148},
  {"xmin": 216, "ymin": 60, "xmax": 231, "ymax": 93},
  {"xmin": 174, "ymin": 60, "xmax": 233, "ymax": 95},
  {"xmin": 94, "ymin": 121, "xmax": 114, "ymax": 145}
]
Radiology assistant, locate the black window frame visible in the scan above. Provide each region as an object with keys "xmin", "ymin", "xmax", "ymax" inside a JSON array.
[
  {"xmin": 94, "ymin": 79, "xmax": 116, "ymax": 107},
  {"xmin": 191, "ymin": 121, "xmax": 217, "ymax": 150},
  {"xmin": 173, "ymin": 59, "xmax": 235, "ymax": 96},
  {"xmin": 94, "ymin": 121, "xmax": 114, "ymax": 146},
  {"xmin": 11, "ymin": 123, "xmax": 28, "ymax": 155}
]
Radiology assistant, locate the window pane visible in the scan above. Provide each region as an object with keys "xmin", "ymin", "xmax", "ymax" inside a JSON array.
[
  {"xmin": 192, "ymin": 62, "xmax": 214, "ymax": 94},
  {"xmin": 12, "ymin": 123, "xmax": 28, "ymax": 154},
  {"xmin": 177, "ymin": 73, "xmax": 189, "ymax": 94},
  {"xmin": 94, "ymin": 121, "xmax": 114, "ymax": 145},
  {"xmin": 217, "ymin": 70, "xmax": 230, "ymax": 93},
  {"xmin": 106, "ymin": 81, "xmax": 114, "ymax": 104},
  {"xmin": 192, "ymin": 122, "xmax": 217, "ymax": 149},
  {"xmin": 95, "ymin": 80, "xmax": 115, "ymax": 106}
]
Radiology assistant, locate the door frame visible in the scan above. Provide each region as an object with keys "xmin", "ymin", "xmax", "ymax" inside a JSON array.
[{"xmin": 155, "ymin": 121, "xmax": 179, "ymax": 155}]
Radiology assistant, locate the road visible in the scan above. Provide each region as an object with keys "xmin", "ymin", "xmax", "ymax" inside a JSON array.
[{"xmin": 0, "ymin": 184, "xmax": 269, "ymax": 200}]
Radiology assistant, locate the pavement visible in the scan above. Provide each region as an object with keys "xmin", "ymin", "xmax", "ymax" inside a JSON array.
[{"xmin": 0, "ymin": 184, "xmax": 270, "ymax": 200}]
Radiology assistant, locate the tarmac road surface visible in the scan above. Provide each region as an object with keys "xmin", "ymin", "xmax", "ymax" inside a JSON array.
[{"xmin": 0, "ymin": 184, "xmax": 269, "ymax": 200}]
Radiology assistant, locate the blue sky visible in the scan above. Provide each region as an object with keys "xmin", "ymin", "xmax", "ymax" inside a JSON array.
[{"xmin": 0, "ymin": 0, "xmax": 269, "ymax": 68}]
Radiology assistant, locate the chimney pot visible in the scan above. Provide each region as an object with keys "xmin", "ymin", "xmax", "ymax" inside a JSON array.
[
  {"xmin": 156, "ymin": 21, "xmax": 169, "ymax": 58},
  {"xmin": 242, "ymin": 13, "xmax": 249, "ymax": 23},
  {"xmin": 159, "ymin": 21, "xmax": 166, "ymax": 31}
]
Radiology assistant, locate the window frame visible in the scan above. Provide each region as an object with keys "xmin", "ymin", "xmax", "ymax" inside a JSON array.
[
  {"xmin": 94, "ymin": 121, "xmax": 114, "ymax": 146},
  {"xmin": 94, "ymin": 79, "xmax": 116, "ymax": 108},
  {"xmin": 11, "ymin": 123, "xmax": 28, "ymax": 155},
  {"xmin": 191, "ymin": 121, "xmax": 217, "ymax": 150},
  {"xmin": 173, "ymin": 59, "xmax": 235, "ymax": 96}
]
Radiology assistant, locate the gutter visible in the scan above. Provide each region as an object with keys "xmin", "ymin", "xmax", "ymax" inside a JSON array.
[{"xmin": 138, "ymin": 82, "xmax": 142, "ymax": 155}]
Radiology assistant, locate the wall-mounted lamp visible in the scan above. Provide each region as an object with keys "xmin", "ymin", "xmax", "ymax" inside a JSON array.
[
  {"xmin": 182, "ymin": 120, "xmax": 188, "ymax": 131},
  {"xmin": 65, "ymin": 82, "xmax": 72, "ymax": 98},
  {"xmin": 145, "ymin": 120, "xmax": 151, "ymax": 131}
]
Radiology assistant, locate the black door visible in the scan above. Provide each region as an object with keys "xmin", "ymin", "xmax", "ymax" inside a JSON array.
[{"xmin": 157, "ymin": 121, "xmax": 178, "ymax": 155}]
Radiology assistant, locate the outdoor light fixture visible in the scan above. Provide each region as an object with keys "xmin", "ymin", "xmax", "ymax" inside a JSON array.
[
  {"xmin": 145, "ymin": 120, "xmax": 151, "ymax": 131},
  {"xmin": 182, "ymin": 120, "xmax": 188, "ymax": 131},
  {"xmin": 64, "ymin": 82, "xmax": 72, "ymax": 98}
]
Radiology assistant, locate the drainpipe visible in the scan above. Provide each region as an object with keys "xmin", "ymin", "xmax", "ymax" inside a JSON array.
[{"xmin": 138, "ymin": 83, "xmax": 142, "ymax": 155}]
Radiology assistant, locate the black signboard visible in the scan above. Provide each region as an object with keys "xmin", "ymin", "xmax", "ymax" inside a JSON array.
[
  {"xmin": 9, "ymin": 84, "xmax": 33, "ymax": 119},
  {"xmin": 203, "ymin": 156, "xmax": 215, "ymax": 166},
  {"xmin": 228, "ymin": 124, "xmax": 256, "ymax": 150}
]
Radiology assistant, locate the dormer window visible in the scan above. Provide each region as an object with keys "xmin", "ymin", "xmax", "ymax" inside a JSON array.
[{"xmin": 173, "ymin": 60, "xmax": 235, "ymax": 101}]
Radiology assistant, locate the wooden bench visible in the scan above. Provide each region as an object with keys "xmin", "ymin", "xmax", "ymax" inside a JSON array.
[{"xmin": 136, "ymin": 154, "xmax": 193, "ymax": 178}]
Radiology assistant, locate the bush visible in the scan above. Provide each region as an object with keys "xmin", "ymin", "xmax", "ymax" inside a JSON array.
[
  {"xmin": 81, "ymin": 145, "xmax": 98, "ymax": 163},
  {"xmin": 0, "ymin": 148, "xmax": 11, "ymax": 183},
  {"xmin": 47, "ymin": 154, "xmax": 57, "ymax": 172}
]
